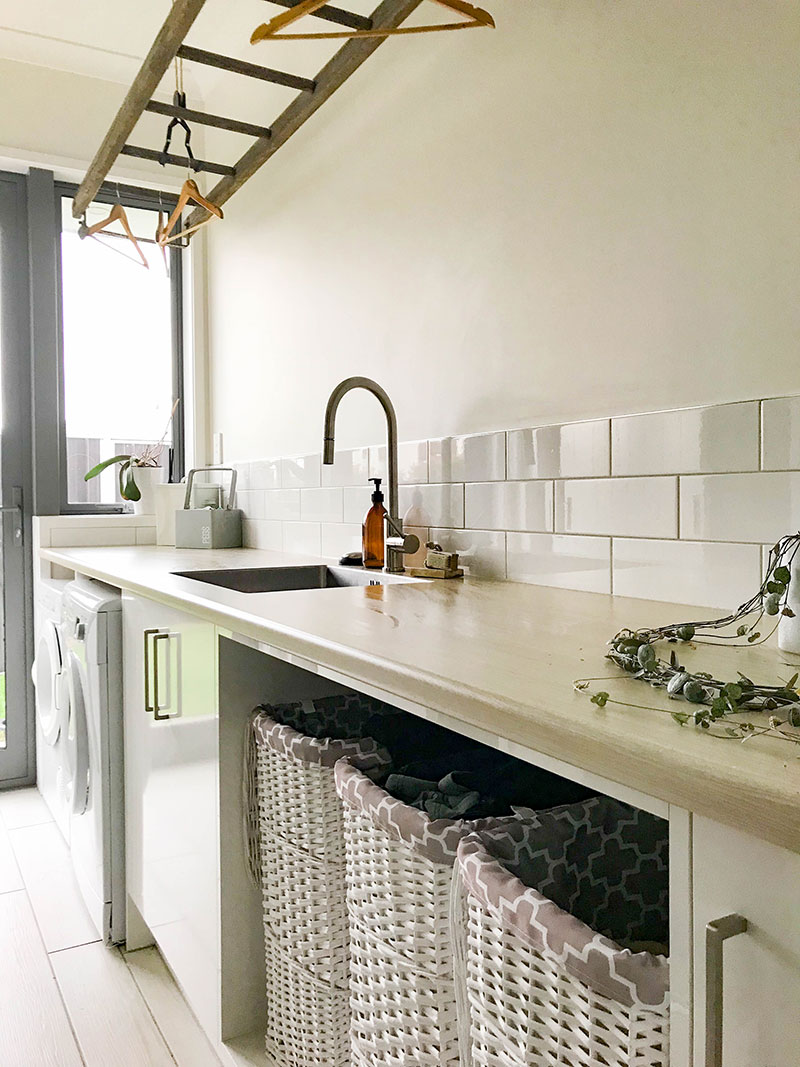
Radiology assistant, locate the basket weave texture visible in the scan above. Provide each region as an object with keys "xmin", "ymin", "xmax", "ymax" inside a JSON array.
[
  {"xmin": 253, "ymin": 701, "xmax": 393, "ymax": 1067},
  {"xmin": 454, "ymin": 799, "xmax": 670, "ymax": 1067},
  {"xmin": 335, "ymin": 757, "xmax": 519, "ymax": 1067}
]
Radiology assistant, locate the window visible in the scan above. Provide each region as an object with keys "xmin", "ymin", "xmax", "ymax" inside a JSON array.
[{"xmin": 56, "ymin": 186, "xmax": 184, "ymax": 510}]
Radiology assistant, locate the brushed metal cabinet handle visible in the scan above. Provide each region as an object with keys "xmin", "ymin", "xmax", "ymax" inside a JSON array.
[
  {"xmin": 152, "ymin": 632, "xmax": 172, "ymax": 721},
  {"xmin": 143, "ymin": 629, "xmax": 160, "ymax": 713},
  {"xmin": 706, "ymin": 913, "xmax": 748, "ymax": 1067}
]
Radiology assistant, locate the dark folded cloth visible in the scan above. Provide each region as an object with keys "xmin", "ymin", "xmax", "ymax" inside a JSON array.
[
  {"xmin": 385, "ymin": 770, "xmax": 502, "ymax": 820},
  {"xmin": 398, "ymin": 746, "xmax": 597, "ymax": 810}
]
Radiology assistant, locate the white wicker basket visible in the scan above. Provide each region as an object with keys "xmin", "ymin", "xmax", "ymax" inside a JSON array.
[
  {"xmin": 335, "ymin": 758, "xmax": 521, "ymax": 1067},
  {"xmin": 453, "ymin": 801, "xmax": 671, "ymax": 1067},
  {"xmin": 253, "ymin": 704, "xmax": 392, "ymax": 1067}
]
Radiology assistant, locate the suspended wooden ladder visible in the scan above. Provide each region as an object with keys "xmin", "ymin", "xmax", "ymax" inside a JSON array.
[{"xmin": 73, "ymin": 0, "xmax": 493, "ymax": 239}]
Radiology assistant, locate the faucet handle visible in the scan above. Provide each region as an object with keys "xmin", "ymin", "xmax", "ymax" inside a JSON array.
[{"xmin": 387, "ymin": 532, "xmax": 420, "ymax": 555}]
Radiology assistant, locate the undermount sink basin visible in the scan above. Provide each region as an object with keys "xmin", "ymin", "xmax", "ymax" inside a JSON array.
[{"xmin": 172, "ymin": 564, "xmax": 418, "ymax": 594}]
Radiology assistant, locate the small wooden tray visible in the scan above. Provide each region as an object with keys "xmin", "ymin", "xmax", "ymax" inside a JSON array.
[{"xmin": 407, "ymin": 566, "xmax": 464, "ymax": 580}]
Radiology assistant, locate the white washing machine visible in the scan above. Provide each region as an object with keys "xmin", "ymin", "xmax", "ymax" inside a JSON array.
[
  {"xmin": 61, "ymin": 577, "xmax": 125, "ymax": 944},
  {"xmin": 32, "ymin": 578, "xmax": 73, "ymax": 842}
]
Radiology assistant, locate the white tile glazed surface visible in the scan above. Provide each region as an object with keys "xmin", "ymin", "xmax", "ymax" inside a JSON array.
[
  {"xmin": 231, "ymin": 393, "xmax": 799, "ymax": 603},
  {"xmin": 429, "ymin": 528, "xmax": 506, "ymax": 579},
  {"xmin": 300, "ymin": 487, "xmax": 343, "ymax": 523},
  {"xmin": 282, "ymin": 521, "xmax": 321, "ymax": 556},
  {"xmin": 263, "ymin": 489, "xmax": 301, "ymax": 522},
  {"xmin": 556, "ymin": 477, "xmax": 678, "ymax": 538},
  {"xmin": 762, "ymin": 397, "xmax": 800, "ymax": 471},
  {"xmin": 399, "ymin": 484, "xmax": 464, "ymax": 528},
  {"xmin": 506, "ymin": 533, "xmax": 611, "ymax": 593},
  {"xmin": 369, "ymin": 441, "xmax": 429, "ymax": 485},
  {"xmin": 507, "ymin": 421, "xmax": 610, "ymax": 480},
  {"xmin": 321, "ymin": 447, "xmax": 370, "ymax": 488},
  {"xmin": 612, "ymin": 402, "xmax": 759, "ymax": 476},
  {"xmin": 613, "ymin": 539, "xmax": 762, "ymax": 609},
  {"xmin": 428, "ymin": 433, "xmax": 505, "ymax": 483},
  {"xmin": 281, "ymin": 454, "xmax": 321, "ymax": 489},
  {"xmin": 465, "ymin": 481, "xmax": 553, "ymax": 532},
  {"xmin": 680, "ymin": 473, "xmax": 800, "ymax": 544}
]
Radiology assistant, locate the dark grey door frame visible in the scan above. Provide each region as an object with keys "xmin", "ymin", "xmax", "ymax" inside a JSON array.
[{"xmin": 0, "ymin": 170, "xmax": 35, "ymax": 786}]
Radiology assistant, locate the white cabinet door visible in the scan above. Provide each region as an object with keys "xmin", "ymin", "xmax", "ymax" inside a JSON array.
[
  {"xmin": 122, "ymin": 593, "xmax": 219, "ymax": 1037},
  {"xmin": 692, "ymin": 816, "xmax": 800, "ymax": 1067}
]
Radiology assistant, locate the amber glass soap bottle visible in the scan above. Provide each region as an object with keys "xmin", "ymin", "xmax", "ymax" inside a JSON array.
[{"xmin": 363, "ymin": 478, "xmax": 386, "ymax": 569}]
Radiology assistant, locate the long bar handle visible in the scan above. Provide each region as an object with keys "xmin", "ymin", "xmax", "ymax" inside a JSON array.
[
  {"xmin": 152, "ymin": 632, "xmax": 173, "ymax": 720},
  {"xmin": 705, "ymin": 913, "xmax": 748, "ymax": 1067},
  {"xmin": 143, "ymin": 628, "xmax": 160, "ymax": 713}
]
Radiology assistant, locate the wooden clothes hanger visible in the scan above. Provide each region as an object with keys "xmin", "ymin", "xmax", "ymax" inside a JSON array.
[
  {"xmin": 250, "ymin": 0, "xmax": 495, "ymax": 43},
  {"xmin": 78, "ymin": 202, "xmax": 149, "ymax": 269},
  {"xmin": 157, "ymin": 178, "xmax": 223, "ymax": 247}
]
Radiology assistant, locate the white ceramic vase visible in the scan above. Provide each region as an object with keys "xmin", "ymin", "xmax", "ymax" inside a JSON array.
[
  {"xmin": 778, "ymin": 554, "xmax": 800, "ymax": 655},
  {"xmin": 131, "ymin": 465, "xmax": 166, "ymax": 515}
]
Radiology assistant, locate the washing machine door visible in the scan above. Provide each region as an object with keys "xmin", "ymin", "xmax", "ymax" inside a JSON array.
[
  {"xmin": 65, "ymin": 652, "xmax": 90, "ymax": 817},
  {"xmin": 32, "ymin": 620, "xmax": 69, "ymax": 746}
]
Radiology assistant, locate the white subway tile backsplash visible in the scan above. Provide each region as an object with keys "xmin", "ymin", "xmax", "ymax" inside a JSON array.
[
  {"xmin": 135, "ymin": 527, "xmax": 157, "ymax": 546},
  {"xmin": 612, "ymin": 402, "xmax": 759, "ymax": 476},
  {"xmin": 343, "ymin": 486, "xmax": 370, "ymax": 524},
  {"xmin": 242, "ymin": 519, "xmax": 283, "ymax": 551},
  {"xmin": 369, "ymin": 441, "xmax": 428, "ymax": 485},
  {"xmin": 300, "ymin": 487, "xmax": 343, "ymax": 523},
  {"xmin": 321, "ymin": 523, "xmax": 362, "ymax": 559},
  {"xmin": 50, "ymin": 526, "xmax": 138, "ymax": 548},
  {"xmin": 613, "ymin": 538, "xmax": 761, "ymax": 608},
  {"xmin": 507, "ymin": 533, "xmax": 611, "ymax": 593},
  {"xmin": 507, "ymin": 421, "xmax": 609, "ymax": 480},
  {"xmin": 263, "ymin": 489, "xmax": 301, "ymax": 522},
  {"xmin": 399, "ymin": 484, "xmax": 464, "ymax": 528},
  {"xmin": 281, "ymin": 454, "xmax": 321, "ymax": 489},
  {"xmin": 428, "ymin": 433, "xmax": 505, "ymax": 483},
  {"xmin": 465, "ymin": 481, "xmax": 553, "ymax": 532},
  {"xmin": 234, "ymin": 393, "xmax": 799, "ymax": 596},
  {"xmin": 283, "ymin": 521, "xmax": 321, "ymax": 557},
  {"xmin": 429, "ymin": 528, "xmax": 506, "ymax": 579},
  {"xmin": 762, "ymin": 397, "xmax": 800, "ymax": 471},
  {"xmin": 321, "ymin": 447, "xmax": 370, "ymax": 488},
  {"xmin": 680, "ymin": 473, "xmax": 800, "ymax": 543},
  {"xmin": 556, "ymin": 477, "xmax": 678, "ymax": 538},
  {"xmin": 249, "ymin": 458, "xmax": 281, "ymax": 490}
]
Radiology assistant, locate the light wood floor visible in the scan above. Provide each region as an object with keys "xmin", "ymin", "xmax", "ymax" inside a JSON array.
[{"xmin": 0, "ymin": 787, "xmax": 223, "ymax": 1067}]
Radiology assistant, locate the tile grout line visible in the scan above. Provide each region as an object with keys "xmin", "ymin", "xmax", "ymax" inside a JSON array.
[{"xmin": 120, "ymin": 947, "xmax": 183, "ymax": 1067}]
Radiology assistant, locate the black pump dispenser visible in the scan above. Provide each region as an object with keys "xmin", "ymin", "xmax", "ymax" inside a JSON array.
[{"xmin": 370, "ymin": 478, "xmax": 384, "ymax": 504}]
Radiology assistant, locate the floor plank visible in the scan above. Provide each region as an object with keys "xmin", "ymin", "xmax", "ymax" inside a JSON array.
[
  {"xmin": 0, "ymin": 786, "xmax": 53, "ymax": 830},
  {"xmin": 9, "ymin": 821, "xmax": 100, "ymax": 952},
  {"xmin": 124, "ymin": 946, "xmax": 222, "ymax": 1067},
  {"xmin": 51, "ymin": 942, "xmax": 176, "ymax": 1067},
  {"xmin": 0, "ymin": 819, "xmax": 23, "ymax": 895},
  {"xmin": 0, "ymin": 890, "xmax": 84, "ymax": 1067}
]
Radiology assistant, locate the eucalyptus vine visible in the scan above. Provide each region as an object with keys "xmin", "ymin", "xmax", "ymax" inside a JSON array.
[{"xmin": 576, "ymin": 532, "xmax": 800, "ymax": 747}]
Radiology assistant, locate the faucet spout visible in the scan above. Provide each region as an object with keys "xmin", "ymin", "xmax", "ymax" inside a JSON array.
[{"xmin": 322, "ymin": 376, "xmax": 415, "ymax": 572}]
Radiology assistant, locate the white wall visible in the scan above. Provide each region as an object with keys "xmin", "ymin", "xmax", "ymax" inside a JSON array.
[{"xmin": 206, "ymin": 0, "xmax": 800, "ymax": 461}]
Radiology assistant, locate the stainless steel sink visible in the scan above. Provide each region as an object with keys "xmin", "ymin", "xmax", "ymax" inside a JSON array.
[{"xmin": 172, "ymin": 564, "xmax": 418, "ymax": 594}]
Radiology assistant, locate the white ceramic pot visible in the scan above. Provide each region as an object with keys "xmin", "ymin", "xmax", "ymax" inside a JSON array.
[
  {"xmin": 778, "ymin": 554, "xmax": 800, "ymax": 655},
  {"xmin": 153, "ymin": 482, "xmax": 187, "ymax": 545},
  {"xmin": 131, "ymin": 465, "xmax": 166, "ymax": 515}
]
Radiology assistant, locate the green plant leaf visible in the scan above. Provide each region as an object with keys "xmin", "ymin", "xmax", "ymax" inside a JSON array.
[
  {"xmin": 590, "ymin": 691, "xmax": 609, "ymax": 708},
  {"xmin": 84, "ymin": 454, "xmax": 132, "ymax": 481},
  {"xmin": 119, "ymin": 461, "xmax": 141, "ymax": 502},
  {"xmin": 775, "ymin": 565, "xmax": 791, "ymax": 584}
]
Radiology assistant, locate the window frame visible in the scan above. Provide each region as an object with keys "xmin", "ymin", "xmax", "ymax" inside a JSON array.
[{"xmin": 54, "ymin": 180, "xmax": 185, "ymax": 514}]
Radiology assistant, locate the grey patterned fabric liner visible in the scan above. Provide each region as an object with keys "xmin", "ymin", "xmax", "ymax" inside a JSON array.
[
  {"xmin": 494, "ymin": 797, "xmax": 670, "ymax": 949},
  {"xmin": 253, "ymin": 712, "xmax": 392, "ymax": 774},
  {"xmin": 458, "ymin": 830, "xmax": 670, "ymax": 1011},
  {"xmin": 334, "ymin": 758, "xmax": 519, "ymax": 866},
  {"xmin": 256, "ymin": 693, "xmax": 399, "ymax": 742}
]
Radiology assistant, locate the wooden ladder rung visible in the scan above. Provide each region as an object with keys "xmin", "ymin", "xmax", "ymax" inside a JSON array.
[
  {"xmin": 145, "ymin": 101, "xmax": 271, "ymax": 139},
  {"xmin": 265, "ymin": 0, "xmax": 373, "ymax": 31},
  {"xmin": 177, "ymin": 45, "xmax": 316, "ymax": 92},
  {"xmin": 121, "ymin": 145, "xmax": 236, "ymax": 176}
]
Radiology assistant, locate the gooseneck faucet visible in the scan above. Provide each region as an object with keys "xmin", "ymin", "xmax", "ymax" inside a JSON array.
[{"xmin": 323, "ymin": 377, "xmax": 420, "ymax": 573}]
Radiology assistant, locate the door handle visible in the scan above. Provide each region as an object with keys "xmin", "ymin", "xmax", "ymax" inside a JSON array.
[
  {"xmin": 143, "ymin": 628, "xmax": 160, "ymax": 713},
  {"xmin": 705, "ymin": 913, "xmax": 748, "ymax": 1067},
  {"xmin": 152, "ymin": 632, "xmax": 173, "ymax": 720}
]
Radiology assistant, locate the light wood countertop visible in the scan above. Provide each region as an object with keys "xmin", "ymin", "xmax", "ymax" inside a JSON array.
[{"xmin": 41, "ymin": 545, "xmax": 800, "ymax": 854}]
